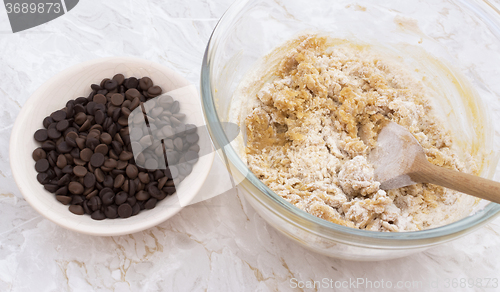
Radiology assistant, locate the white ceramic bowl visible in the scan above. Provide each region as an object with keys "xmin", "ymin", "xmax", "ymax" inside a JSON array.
[{"xmin": 10, "ymin": 57, "xmax": 214, "ymax": 236}]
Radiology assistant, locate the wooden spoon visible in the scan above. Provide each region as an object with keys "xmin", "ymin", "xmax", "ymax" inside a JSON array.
[{"xmin": 368, "ymin": 121, "xmax": 500, "ymax": 204}]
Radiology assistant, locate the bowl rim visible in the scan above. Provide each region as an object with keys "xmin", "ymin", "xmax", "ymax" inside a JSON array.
[
  {"xmin": 10, "ymin": 56, "xmax": 214, "ymax": 236},
  {"xmin": 200, "ymin": 0, "xmax": 500, "ymax": 247}
]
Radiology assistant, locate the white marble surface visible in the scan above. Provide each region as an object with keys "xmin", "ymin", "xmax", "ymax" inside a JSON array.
[{"xmin": 0, "ymin": 0, "xmax": 500, "ymax": 291}]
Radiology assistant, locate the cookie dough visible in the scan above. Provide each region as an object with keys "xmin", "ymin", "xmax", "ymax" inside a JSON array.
[{"xmin": 242, "ymin": 36, "xmax": 478, "ymax": 231}]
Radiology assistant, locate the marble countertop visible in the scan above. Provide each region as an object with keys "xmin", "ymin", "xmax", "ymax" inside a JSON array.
[{"xmin": 1, "ymin": 0, "xmax": 499, "ymax": 291}]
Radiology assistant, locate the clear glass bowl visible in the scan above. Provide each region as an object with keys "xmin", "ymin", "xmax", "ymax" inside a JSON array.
[{"xmin": 201, "ymin": 0, "xmax": 500, "ymax": 260}]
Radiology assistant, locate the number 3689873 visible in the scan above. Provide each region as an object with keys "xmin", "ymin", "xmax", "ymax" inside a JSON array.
[{"xmin": 5, "ymin": 2, "xmax": 61, "ymax": 14}]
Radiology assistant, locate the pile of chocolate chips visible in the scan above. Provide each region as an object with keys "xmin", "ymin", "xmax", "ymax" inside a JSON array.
[{"xmin": 32, "ymin": 74, "xmax": 199, "ymax": 220}]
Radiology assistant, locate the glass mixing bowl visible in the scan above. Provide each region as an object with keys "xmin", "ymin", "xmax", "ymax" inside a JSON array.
[{"xmin": 200, "ymin": 0, "xmax": 500, "ymax": 260}]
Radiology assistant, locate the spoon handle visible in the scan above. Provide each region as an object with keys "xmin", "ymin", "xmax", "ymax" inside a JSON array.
[{"xmin": 412, "ymin": 160, "xmax": 500, "ymax": 204}]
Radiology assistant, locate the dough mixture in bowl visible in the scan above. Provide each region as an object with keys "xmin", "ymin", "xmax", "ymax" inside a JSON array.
[{"xmin": 237, "ymin": 36, "xmax": 481, "ymax": 232}]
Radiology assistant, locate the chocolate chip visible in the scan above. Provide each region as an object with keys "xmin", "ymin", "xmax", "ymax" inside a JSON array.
[
  {"xmin": 108, "ymin": 123, "xmax": 117, "ymax": 137},
  {"xmin": 37, "ymin": 172, "xmax": 50, "ymax": 184},
  {"xmin": 148, "ymin": 185, "xmax": 162, "ymax": 199},
  {"xmin": 75, "ymin": 137, "xmax": 85, "ymax": 150},
  {"xmin": 73, "ymin": 158, "xmax": 86, "ymax": 166},
  {"xmin": 47, "ymin": 128, "xmax": 61, "ymax": 140},
  {"xmin": 131, "ymin": 204, "xmax": 140, "ymax": 215},
  {"xmin": 83, "ymin": 173, "xmax": 96, "ymax": 188},
  {"xmin": 73, "ymin": 165, "xmax": 88, "ymax": 177},
  {"xmin": 119, "ymin": 151, "xmax": 133, "ymax": 161},
  {"xmin": 34, "ymin": 129, "xmax": 48, "ymax": 142},
  {"xmin": 86, "ymin": 137, "xmax": 100, "ymax": 150},
  {"xmin": 145, "ymin": 159, "xmax": 158, "ymax": 170},
  {"xmin": 114, "ymin": 191, "xmax": 128, "ymax": 205},
  {"xmin": 130, "ymin": 97, "xmax": 140, "ymax": 110},
  {"xmin": 97, "ymin": 89, "xmax": 108, "ymax": 96},
  {"xmin": 71, "ymin": 196, "xmax": 84, "ymax": 206},
  {"xmin": 75, "ymin": 96, "xmax": 89, "ymax": 104},
  {"xmin": 66, "ymin": 136, "xmax": 77, "ymax": 148},
  {"xmin": 139, "ymin": 77, "xmax": 153, "ymax": 91},
  {"xmin": 112, "ymin": 74, "xmax": 125, "ymax": 85},
  {"xmin": 99, "ymin": 132, "xmax": 112, "ymax": 145},
  {"xmin": 90, "ymin": 153, "xmax": 105, "ymax": 168},
  {"xmin": 138, "ymin": 172, "xmax": 150, "ymax": 184},
  {"xmin": 129, "ymin": 179, "xmax": 136, "ymax": 196},
  {"xmin": 147, "ymin": 86, "xmax": 162, "ymax": 97},
  {"xmin": 124, "ymin": 77, "xmax": 138, "ymax": 89},
  {"xmin": 94, "ymin": 110, "xmax": 105, "ymax": 124},
  {"xmin": 94, "ymin": 168, "xmax": 105, "ymax": 183},
  {"xmin": 136, "ymin": 190, "xmax": 150, "ymax": 201},
  {"xmin": 74, "ymin": 112, "xmax": 87, "ymax": 125},
  {"xmin": 186, "ymin": 133, "xmax": 199, "ymax": 144},
  {"xmin": 173, "ymin": 137, "xmax": 183, "ymax": 151},
  {"xmin": 111, "ymin": 93, "xmax": 124, "ymax": 106},
  {"xmin": 57, "ymin": 141, "xmax": 72, "ymax": 153},
  {"xmin": 170, "ymin": 101, "xmax": 180, "ymax": 114},
  {"xmin": 125, "ymin": 88, "xmax": 140, "ymax": 101},
  {"xmin": 94, "ymin": 144, "xmax": 108, "ymax": 155},
  {"xmin": 41, "ymin": 141, "xmax": 55, "ymax": 152},
  {"xmin": 83, "ymin": 187, "xmax": 94, "ymax": 196},
  {"xmin": 51, "ymin": 110, "xmax": 67, "ymax": 122},
  {"xmin": 56, "ymin": 154, "xmax": 67, "ymax": 169},
  {"xmin": 61, "ymin": 165, "xmax": 73, "ymax": 174},
  {"xmin": 99, "ymin": 187, "xmax": 113, "ymax": 197},
  {"xmin": 78, "ymin": 149, "xmax": 92, "ymax": 163},
  {"xmin": 163, "ymin": 186, "xmax": 176, "ymax": 195},
  {"xmin": 69, "ymin": 204, "xmax": 85, "ymax": 215},
  {"xmin": 142, "ymin": 197, "xmax": 156, "ymax": 209},
  {"xmin": 101, "ymin": 175, "xmax": 113, "ymax": 188},
  {"xmin": 91, "ymin": 84, "xmax": 102, "ymax": 91},
  {"xmin": 67, "ymin": 149, "xmax": 78, "ymax": 161},
  {"xmin": 112, "ymin": 107, "xmax": 121, "ymax": 122},
  {"xmin": 104, "ymin": 205, "xmax": 118, "ymax": 219},
  {"xmin": 102, "ymin": 192, "xmax": 115, "ymax": 205},
  {"xmin": 114, "ymin": 174, "xmax": 125, "ymax": 188},
  {"xmin": 102, "ymin": 159, "xmax": 116, "ymax": 169},
  {"xmin": 104, "ymin": 79, "xmax": 118, "ymax": 91},
  {"xmin": 126, "ymin": 164, "xmax": 138, "ymax": 179},
  {"xmin": 79, "ymin": 119, "xmax": 91, "ymax": 132},
  {"xmin": 111, "ymin": 141, "xmax": 123, "ymax": 154},
  {"xmin": 56, "ymin": 195, "xmax": 72, "ymax": 205},
  {"xmin": 43, "ymin": 117, "xmax": 54, "ymax": 128},
  {"xmin": 117, "ymin": 203, "xmax": 133, "ymax": 218},
  {"xmin": 35, "ymin": 159, "xmax": 49, "ymax": 172},
  {"xmin": 56, "ymin": 174, "xmax": 70, "ymax": 186},
  {"xmin": 44, "ymin": 184, "xmax": 58, "ymax": 192},
  {"xmin": 32, "ymin": 148, "xmax": 46, "ymax": 161},
  {"xmin": 93, "ymin": 94, "xmax": 107, "ymax": 104},
  {"xmin": 91, "ymin": 210, "xmax": 106, "ymax": 220},
  {"xmin": 89, "ymin": 195, "xmax": 102, "ymax": 211},
  {"xmin": 156, "ymin": 177, "xmax": 167, "ymax": 189},
  {"xmin": 127, "ymin": 196, "xmax": 137, "ymax": 207},
  {"xmin": 68, "ymin": 182, "xmax": 84, "ymax": 195},
  {"xmin": 86, "ymin": 189, "xmax": 98, "ymax": 200},
  {"xmin": 56, "ymin": 120, "xmax": 69, "ymax": 132},
  {"xmin": 55, "ymin": 186, "xmax": 68, "ymax": 196}
]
